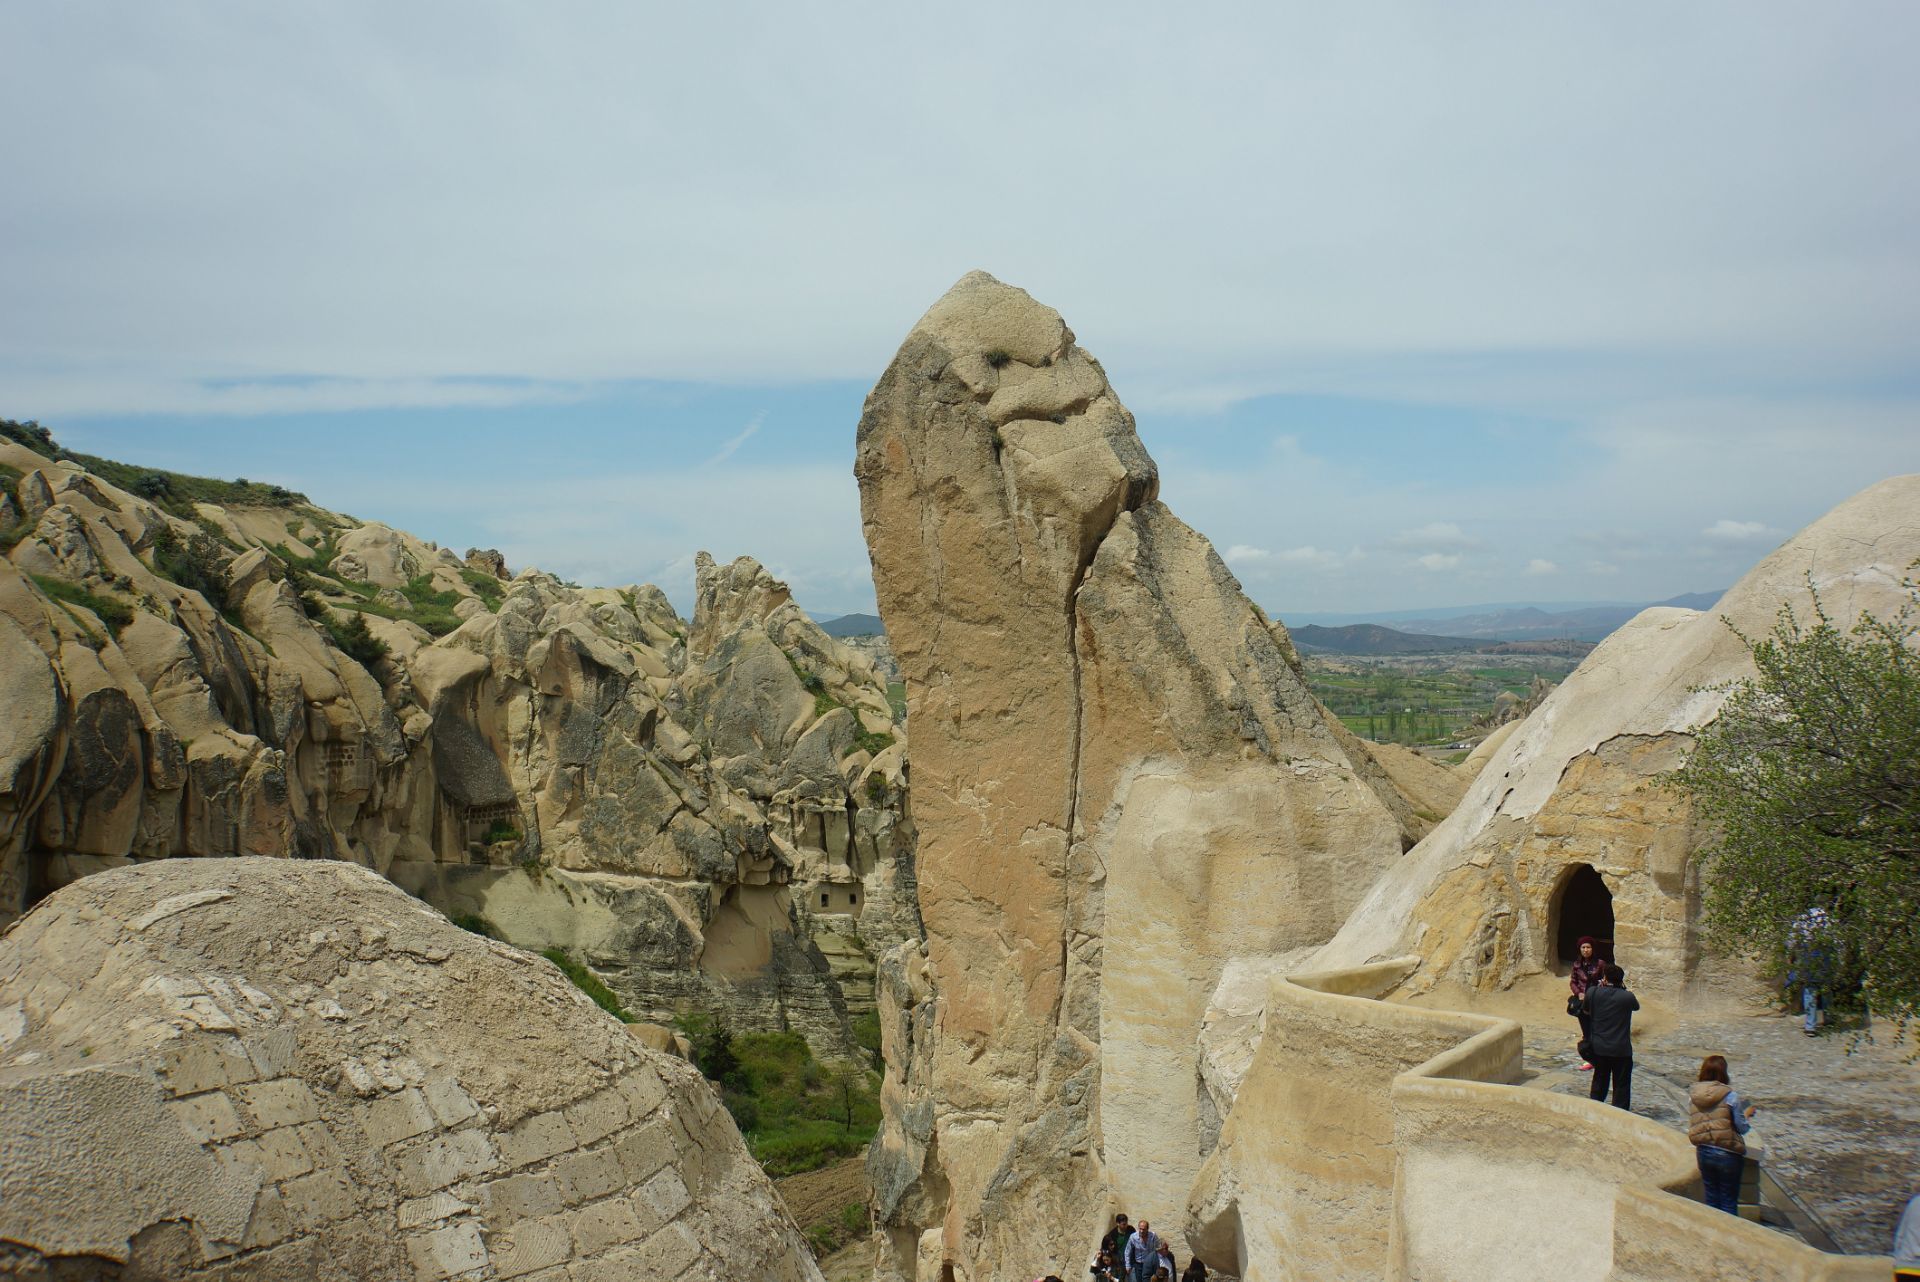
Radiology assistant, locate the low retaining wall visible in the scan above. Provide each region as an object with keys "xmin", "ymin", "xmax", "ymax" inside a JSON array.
[{"xmin": 1187, "ymin": 960, "xmax": 1891, "ymax": 1281}]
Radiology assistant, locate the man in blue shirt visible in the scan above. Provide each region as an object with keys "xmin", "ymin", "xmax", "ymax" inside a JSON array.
[{"xmin": 1124, "ymin": 1220, "xmax": 1164, "ymax": 1282}]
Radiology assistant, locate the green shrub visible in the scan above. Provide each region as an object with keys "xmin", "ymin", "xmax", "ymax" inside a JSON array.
[
  {"xmin": 853, "ymin": 1010, "xmax": 883, "ymax": 1072},
  {"xmin": 863, "ymin": 773, "xmax": 888, "ymax": 805},
  {"xmin": 459, "ymin": 568, "xmax": 505, "ymax": 611},
  {"xmin": 482, "ymin": 819, "xmax": 522, "ymax": 845},
  {"xmin": 322, "ymin": 609, "xmax": 389, "ymax": 668},
  {"xmin": 541, "ymin": 947, "xmax": 635, "ymax": 1023},
  {"xmin": 449, "ymin": 912, "xmax": 497, "ymax": 938},
  {"xmin": 984, "ymin": 349, "xmax": 1012, "ymax": 369},
  {"xmin": 676, "ymin": 1020, "xmax": 883, "ymax": 1177},
  {"xmin": 31, "ymin": 574, "xmax": 134, "ymax": 634},
  {"xmin": 886, "ymin": 681, "xmax": 907, "ymax": 722},
  {"xmin": 849, "ymin": 729, "xmax": 895, "ymax": 759},
  {"xmin": 150, "ymin": 527, "xmax": 227, "ymax": 602}
]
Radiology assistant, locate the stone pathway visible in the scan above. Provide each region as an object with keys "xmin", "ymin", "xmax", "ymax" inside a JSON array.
[{"xmin": 1522, "ymin": 1007, "xmax": 1920, "ymax": 1255}]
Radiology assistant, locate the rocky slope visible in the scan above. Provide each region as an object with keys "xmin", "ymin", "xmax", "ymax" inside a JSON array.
[
  {"xmin": 0, "ymin": 857, "xmax": 822, "ymax": 1280},
  {"xmin": 854, "ymin": 273, "xmax": 1413, "ymax": 1279},
  {"xmin": 0, "ymin": 426, "xmax": 913, "ymax": 1061}
]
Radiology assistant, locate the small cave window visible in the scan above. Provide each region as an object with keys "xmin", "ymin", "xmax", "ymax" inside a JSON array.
[
  {"xmin": 849, "ymin": 891, "xmax": 858, "ymax": 906},
  {"xmin": 1551, "ymin": 862, "xmax": 1616, "ymax": 970}
]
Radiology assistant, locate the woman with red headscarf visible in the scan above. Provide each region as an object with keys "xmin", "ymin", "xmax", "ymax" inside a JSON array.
[{"xmin": 1568, "ymin": 936, "xmax": 1606, "ymax": 1071}]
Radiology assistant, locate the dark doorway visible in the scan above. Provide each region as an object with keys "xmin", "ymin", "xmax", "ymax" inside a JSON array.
[{"xmin": 1552, "ymin": 863, "xmax": 1615, "ymax": 970}]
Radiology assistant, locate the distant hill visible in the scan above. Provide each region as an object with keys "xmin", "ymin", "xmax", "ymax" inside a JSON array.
[
  {"xmin": 1289, "ymin": 623, "xmax": 1483, "ymax": 655},
  {"xmin": 819, "ymin": 612, "xmax": 885, "ymax": 638},
  {"xmin": 1383, "ymin": 590, "xmax": 1725, "ymax": 642}
]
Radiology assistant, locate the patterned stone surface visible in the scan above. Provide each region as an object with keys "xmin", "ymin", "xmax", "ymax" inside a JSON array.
[{"xmin": 0, "ymin": 857, "xmax": 822, "ymax": 1281}]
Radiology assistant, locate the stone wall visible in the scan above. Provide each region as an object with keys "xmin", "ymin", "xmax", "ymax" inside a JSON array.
[{"xmin": 1186, "ymin": 961, "xmax": 1890, "ymax": 1281}]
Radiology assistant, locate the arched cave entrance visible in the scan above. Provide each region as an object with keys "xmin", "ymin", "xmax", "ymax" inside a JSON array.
[{"xmin": 1551, "ymin": 863, "xmax": 1615, "ymax": 971}]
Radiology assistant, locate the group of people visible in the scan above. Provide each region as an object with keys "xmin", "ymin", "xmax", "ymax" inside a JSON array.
[
  {"xmin": 1080, "ymin": 1215, "xmax": 1206, "ymax": 1282},
  {"xmin": 1566, "ymin": 935, "xmax": 1757, "ymax": 1215}
]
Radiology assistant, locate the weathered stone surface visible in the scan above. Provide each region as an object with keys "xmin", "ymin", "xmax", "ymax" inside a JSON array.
[
  {"xmin": 1311, "ymin": 473, "xmax": 1920, "ymax": 998},
  {"xmin": 0, "ymin": 857, "xmax": 821, "ymax": 1281},
  {"xmin": 855, "ymin": 272, "xmax": 1404, "ymax": 1279},
  {"xmin": 0, "ymin": 437, "xmax": 914, "ymax": 1064}
]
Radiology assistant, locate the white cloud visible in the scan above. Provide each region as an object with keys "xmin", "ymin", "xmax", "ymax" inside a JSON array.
[
  {"xmin": 1702, "ymin": 518, "xmax": 1771, "ymax": 541},
  {"xmin": 1416, "ymin": 553, "xmax": 1461, "ymax": 571},
  {"xmin": 3, "ymin": 5, "xmax": 1919, "ymax": 418},
  {"xmin": 1389, "ymin": 521, "xmax": 1481, "ymax": 551},
  {"xmin": 1525, "ymin": 558, "xmax": 1559, "ymax": 576},
  {"xmin": 703, "ymin": 415, "xmax": 763, "ymax": 467}
]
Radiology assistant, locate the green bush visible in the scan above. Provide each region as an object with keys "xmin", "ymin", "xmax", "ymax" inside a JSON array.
[
  {"xmin": 150, "ymin": 527, "xmax": 227, "ymax": 602},
  {"xmin": 31, "ymin": 574, "xmax": 134, "ymax": 634},
  {"xmin": 449, "ymin": 912, "xmax": 497, "ymax": 938},
  {"xmin": 459, "ymin": 568, "xmax": 505, "ymax": 611},
  {"xmin": 322, "ymin": 609, "xmax": 389, "ymax": 668},
  {"xmin": 849, "ymin": 729, "xmax": 895, "ymax": 760},
  {"xmin": 674, "ymin": 1018, "xmax": 883, "ymax": 1177},
  {"xmin": 541, "ymin": 947, "xmax": 636, "ymax": 1023},
  {"xmin": 482, "ymin": 819, "xmax": 522, "ymax": 845}
]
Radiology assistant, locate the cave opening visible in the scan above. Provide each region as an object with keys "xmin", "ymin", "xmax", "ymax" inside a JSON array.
[{"xmin": 1551, "ymin": 863, "xmax": 1615, "ymax": 971}]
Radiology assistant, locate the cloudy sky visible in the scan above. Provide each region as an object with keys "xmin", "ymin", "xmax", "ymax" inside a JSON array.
[{"xmin": 6, "ymin": 3, "xmax": 1918, "ymax": 618}]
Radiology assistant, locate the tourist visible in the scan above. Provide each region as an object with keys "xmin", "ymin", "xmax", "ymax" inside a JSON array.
[
  {"xmin": 1124, "ymin": 1220, "xmax": 1164, "ymax": 1282},
  {"xmin": 1091, "ymin": 1248, "xmax": 1122, "ymax": 1280},
  {"xmin": 1099, "ymin": 1214, "xmax": 1131, "ymax": 1267},
  {"xmin": 1581, "ymin": 963, "xmax": 1638, "ymax": 1110},
  {"xmin": 1155, "ymin": 1240, "xmax": 1177, "ymax": 1278},
  {"xmin": 1894, "ymin": 1191, "xmax": 1919, "ymax": 1282},
  {"xmin": 1180, "ymin": 1257, "xmax": 1209, "ymax": 1282},
  {"xmin": 1686, "ymin": 1054, "xmax": 1755, "ymax": 1214},
  {"xmin": 1788, "ymin": 907, "xmax": 1834, "ymax": 1036},
  {"xmin": 1568, "ymin": 936, "xmax": 1606, "ymax": 1071}
]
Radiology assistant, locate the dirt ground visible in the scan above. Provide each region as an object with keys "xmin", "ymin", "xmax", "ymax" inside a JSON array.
[{"xmin": 776, "ymin": 1156, "xmax": 870, "ymax": 1260}]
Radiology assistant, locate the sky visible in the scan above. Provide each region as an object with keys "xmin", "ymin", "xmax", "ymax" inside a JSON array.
[{"xmin": 5, "ymin": 3, "xmax": 1919, "ymax": 619}]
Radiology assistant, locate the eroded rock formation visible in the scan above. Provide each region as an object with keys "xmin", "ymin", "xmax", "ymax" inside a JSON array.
[
  {"xmin": 1311, "ymin": 473, "xmax": 1920, "ymax": 998},
  {"xmin": 0, "ymin": 857, "xmax": 821, "ymax": 1280},
  {"xmin": 856, "ymin": 273, "xmax": 1407, "ymax": 1279},
  {"xmin": 0, "ymin": 435, "xmax": 912, "ymax": 1060}
]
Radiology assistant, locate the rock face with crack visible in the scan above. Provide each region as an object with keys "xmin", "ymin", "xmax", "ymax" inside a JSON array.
[
  {"xmin": 855, "ymin": 272, "xmax": 1406, "ymax": 1279},
  {"xmin": 0, "ymin": 857, "xmax": 822, "ymax": 1280},
  {"xmin": 0, "ymin": 432, "xmax": 914, "ymax": 1062},
  {"xmin": 1310, "ymin": 473, "xmax": 1920, "ymax": 998}
]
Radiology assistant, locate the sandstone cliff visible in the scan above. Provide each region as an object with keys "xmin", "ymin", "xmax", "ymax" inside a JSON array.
[
  {"xmin": 0, "ymin": 429, "xmax": 913, "ymax": 1061},
  {"xmin": 0, "ymin": 857, "xmax": 822, "ymax": 1279},
  {"xmin": 855, "ymin": 273, "xmax": 1408, "ymax": 1279}
]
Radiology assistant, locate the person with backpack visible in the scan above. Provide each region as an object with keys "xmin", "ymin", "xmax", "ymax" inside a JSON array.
[
  {"xmin": 1098, "ymin": 1214, "xmax": 1131, "ymax": 1270},
  {"xmin": 1687, "ymin": 1054, "xmax": 1755, "ymax": 1214},
  {"xmin": 1581, "ymin": 963, "xmax": 1639, "ymax": 1110}
]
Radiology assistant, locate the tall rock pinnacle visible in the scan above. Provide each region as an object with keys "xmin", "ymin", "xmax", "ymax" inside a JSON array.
[{"xmin": 856, "ymin": 272, "xmax": 1405, "ymax": 1279}]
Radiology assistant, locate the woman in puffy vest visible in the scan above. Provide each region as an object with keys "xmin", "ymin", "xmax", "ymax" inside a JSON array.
[{"xmin": 1688, "ymin": 1054, "xmax": 1756, "ymax": 1214}]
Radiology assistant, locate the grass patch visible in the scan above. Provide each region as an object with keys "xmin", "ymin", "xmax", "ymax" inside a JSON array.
[
  {"xmin": 31, "ymin": 574, "xmax": 133, "ymax": 634},
  {"xmin": 676, "ymin": 1015, "xmax": 881, "ymax": 1176},
  {"xmin": 542, "ymin": 947, "xmax": 636, "ymax": 1023},
  {"xmin": 885, "ymin": 681, "xmax": 907, "ymax": 722},
  {"xmin": 0, "ymin": 462, "xmax": 20, "ymax": 486},
  {"xmin": 460, "ymin": 568, "xmax": 505, "ymax": 611},
  {"xmin": 847, "ymin": 728, "xmax": 895, "ymax": 760}
]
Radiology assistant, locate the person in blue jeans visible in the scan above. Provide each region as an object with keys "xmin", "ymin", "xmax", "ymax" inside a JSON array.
[
  {"xmin": 1687, "ymin": 1054, "xmax": 1755, "ymax": 1213},
  {"xmin": 1788, "ymin": 907, "xmax": 1834, "ymax": 1036}
]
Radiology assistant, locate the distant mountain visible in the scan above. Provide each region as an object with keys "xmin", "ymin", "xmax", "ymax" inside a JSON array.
[
  {"xmin": 1289, "ymin": 623, "xmax": 1483, "ymax": 656},
  {"xmin": 1385, "ymin": 590, "xmax": 1725, "ymax": 642},
  {"xmin": 819, "ymin": 612, "xmax": 885, "ymax": 638}
]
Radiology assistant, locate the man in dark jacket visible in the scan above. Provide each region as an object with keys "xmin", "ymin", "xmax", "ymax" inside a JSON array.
[{"xmin": 1582, "ymin": 963, "xmax": 1639, "ymax": 1110}]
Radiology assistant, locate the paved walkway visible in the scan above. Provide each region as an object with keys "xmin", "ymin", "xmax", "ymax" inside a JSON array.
[{"xmin": 1523, "ymin": 1004, "xmax": 1920, "ymax": 1255}]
